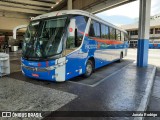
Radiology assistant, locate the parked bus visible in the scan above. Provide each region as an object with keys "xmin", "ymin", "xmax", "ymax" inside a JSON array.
[
  {"xmin": 21, "ymin": 10, "xmax": 128, "ymax": 82},
  {"xmin": 149, "ymin": 40, "xmax": 160, "ymax": 49},
  {"xmin": 129, "ymin": 40, "xmax": 160, "ymax": 49}
]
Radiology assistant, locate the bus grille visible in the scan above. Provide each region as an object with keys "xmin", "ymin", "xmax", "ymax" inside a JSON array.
[{"xmin": 22, "ymin": 65, "xmax": 48, "ymax": 72}]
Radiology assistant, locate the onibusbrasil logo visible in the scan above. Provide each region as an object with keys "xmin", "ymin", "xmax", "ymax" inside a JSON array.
[{"xmin": 1, "ymin": 112, "xmax": 43, "ymax": 118}]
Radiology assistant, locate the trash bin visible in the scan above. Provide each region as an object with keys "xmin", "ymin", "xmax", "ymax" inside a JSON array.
[{"xmin": 11, "ymin": 46, "xmax": 18, "ymax": 52}]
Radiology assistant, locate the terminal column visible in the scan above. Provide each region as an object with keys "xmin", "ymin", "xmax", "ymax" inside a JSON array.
[
  {"xmin": 137, "ymin": 0, "xmax": 151, "ymax": 67},
  {"xmin": 68, "ymin": 0, "xmax": 72, "ymax": 10}
]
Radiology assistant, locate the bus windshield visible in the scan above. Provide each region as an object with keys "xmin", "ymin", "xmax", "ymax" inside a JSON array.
[{"xmin": 23, "ymin": 17, "xmax": 67, "ymax": 60}]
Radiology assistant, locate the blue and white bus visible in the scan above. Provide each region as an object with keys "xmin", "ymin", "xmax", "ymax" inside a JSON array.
[
  {"xmin": 149, "ymin": 40, "xmax": 160, "ymax": 49},
  {"xmin": 129, "ymin": 40, "xmax": 160, "ymax": 49},
  {"xmin": 21, "ymin": 10, "xmax": 128, "ymax": 82}
]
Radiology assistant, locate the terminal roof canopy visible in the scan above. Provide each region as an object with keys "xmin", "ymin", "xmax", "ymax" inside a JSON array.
[
  {"xmin": 0, "ymin": 0, "xmax": 63, "ymax": 15},
  {"xmin": 0, "ymin": 0, "xmax": 136, "ymax": 15}
]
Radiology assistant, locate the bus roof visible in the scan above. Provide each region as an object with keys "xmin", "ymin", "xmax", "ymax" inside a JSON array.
[{"xmin": 32, "ymin": 10, "xmax": 127, "ymax": 33}]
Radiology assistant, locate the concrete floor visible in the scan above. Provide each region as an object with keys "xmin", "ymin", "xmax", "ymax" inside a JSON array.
[{"xmin": 0, "ymin": 49, "xmax": 159, "ymax": 120}]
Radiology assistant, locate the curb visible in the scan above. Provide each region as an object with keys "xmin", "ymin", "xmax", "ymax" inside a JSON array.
[{"xmin": 134, "ymin": 66, "xmax": 157, "ymax": 120}]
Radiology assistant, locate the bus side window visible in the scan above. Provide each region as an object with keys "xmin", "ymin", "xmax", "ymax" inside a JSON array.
[
  {"xmin": 106, "ymin": 26, "xmax": 109, "ymax": 39},
  {"xmin": 66, "ymin": 16, "xmax": 88, "ymax": 49},
  {"xmin": 101, "ymin": 24, "xmax": 109, "ymax": 39},
  {"xmin": 110, "ymin": 27, "xmax": 116, "ymax": 40},
  {"xmin": 89, "ymin": 21, "xmax": 95, "ymax": 37},
  {"xmin": 75, "ymin": 16, "xmax": 88, "ymax": 47},
  {"xmin": 101, "ymin": 24, "xmax": 105, "ymax": 38},
  {"xmin": 89, "ymin": 20, "xmax": 100, "ymax": 38},
  {"xmin": 94, "ymin": 22, "xmax": 100, "ymax": 37},
  {"xmin": 65, "ymin": 16, "xmax": 88, "ymax": 55},
  {"xmin": 121, "ymin": 32, "xmax": 125, "ymax": 41},
  {"xmin": 116, "ymin": 30, "xmax": 121, "ymax": 41}
]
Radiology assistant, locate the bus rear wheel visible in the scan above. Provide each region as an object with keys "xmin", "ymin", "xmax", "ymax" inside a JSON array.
[{"xmin": 83, "ymin": 60, "xmax": 93, "ymax": 78}]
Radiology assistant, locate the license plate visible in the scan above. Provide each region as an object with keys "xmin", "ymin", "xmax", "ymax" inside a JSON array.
[{"xmin": 32, "ymin": 74, "xmax": 39, "ymax": 77}]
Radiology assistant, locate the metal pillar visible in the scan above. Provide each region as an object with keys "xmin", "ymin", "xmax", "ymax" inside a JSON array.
[
  {"xmin": 67, "ymin": 0, "xmax": 72, "ymax": 10},
  {"xmin": 137, "ymin": 0, "xmax": 151, "ymax": 67}
]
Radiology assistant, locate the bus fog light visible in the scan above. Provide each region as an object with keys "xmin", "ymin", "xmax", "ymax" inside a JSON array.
[{"xmin": 46, "ymin": 65, "xmax": 57, "ymax": 70}]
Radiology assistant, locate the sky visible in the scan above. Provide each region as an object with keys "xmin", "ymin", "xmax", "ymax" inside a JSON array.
[{"xmin": 96, "ymin": 0, "xmax": 160, "ymax": 26}]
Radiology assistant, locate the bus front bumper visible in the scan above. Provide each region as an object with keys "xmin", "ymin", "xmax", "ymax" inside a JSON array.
[{"xmin": 21, "ymin": 64, "xmax": 66, "ymax": 82}]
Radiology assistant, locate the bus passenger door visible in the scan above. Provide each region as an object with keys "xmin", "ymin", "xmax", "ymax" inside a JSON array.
[{"xmin": 64, "ymin": 16, "xmax": 88, "ymax": 79}]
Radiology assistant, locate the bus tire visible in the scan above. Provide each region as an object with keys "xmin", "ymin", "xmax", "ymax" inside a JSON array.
[
  {"xmin": 118, "ymin": 52, "xmax": 123, "ymax": 63},
  {"xmin": 83, "ymin": 60, "xmax": 93, "ymax": 78}
]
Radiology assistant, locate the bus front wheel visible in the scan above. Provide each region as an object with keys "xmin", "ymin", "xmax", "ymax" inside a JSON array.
[{"xmin": 83, "ymin": 60, "xmax": 93, "ymax": 78}]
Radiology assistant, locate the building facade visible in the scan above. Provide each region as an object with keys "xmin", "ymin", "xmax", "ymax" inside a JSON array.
[{"xmin": 121, "ymin": 14, "xmax": 160, "ymax": 48}]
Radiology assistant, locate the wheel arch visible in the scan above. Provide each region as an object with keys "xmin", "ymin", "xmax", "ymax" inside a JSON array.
[{"xmin": 85, "ymin": 56, "xmax": 95, "ymax": 69}]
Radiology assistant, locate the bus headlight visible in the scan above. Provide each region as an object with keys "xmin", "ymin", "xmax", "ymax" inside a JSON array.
[
  {"xmin": 46, "ymin": 65, "xmax": 57, "ymax": 70},
  {"xmin": 46, "ymin": 61, "xmax": 66, "ymax": 70}
]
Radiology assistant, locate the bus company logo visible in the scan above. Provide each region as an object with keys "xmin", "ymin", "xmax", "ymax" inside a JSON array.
[
  {"xmin": 2, "ymin": 112, "xmax": 11, "ymax": 117},
  {"xmin": 28, "ymin": 62, "xmax": 38, "ymax": 66},
  {"xmin": 85, "ymin": 45, "xmax": 97, "ymax": 49},
  {"xmin": 1, "ymin": 112, "xmax": 43, "ymax": 118}
]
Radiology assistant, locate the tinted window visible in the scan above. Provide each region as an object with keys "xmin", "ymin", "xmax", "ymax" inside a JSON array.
[
  {"xmin": 101, "ymin": 24, "xmax": 105, "ymax": 38},
  {"xmin": 110, "ymin": 27, "xmax": 116, "ymax": 40},
  {"xmin": 74, "ymin": 16, "xmax": 88, "ymax": 47},
  {"xmin": 101, "ymin": 24, "xmax": 109, "ymax": 39},
  {"xmin": 150, "ymin": 29, "xmax": 153, "ymax": 34},
  {"xmin": 89, "ymin": 20, "xmax": 100, "ymax": 37},
  {"xmin": 75, "ymin": 16, "xmax": 88, "ymax": 34},
  {"xmin": 130, "ymin": 30, "xmax": 138, "ymax": 35},
  {"xmin": 66, "ymin": 15, "xmax": 88, "ymax": 49},
  {"xmin": 121, "ymin": 32, "xmax": 125, "ymax": 41},
  {"xmin": 155, "ymin": 28, "xmax": 160, "ymax": 34},
  {"xmin": 116, "ymin": 30, "xmax": 121, "ymax": 40},
  {"xmin": 124, "ymin": 33, "xmax": 128, "ymax": 41}
]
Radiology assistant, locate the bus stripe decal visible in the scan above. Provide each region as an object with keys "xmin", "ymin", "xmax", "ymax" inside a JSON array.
[{"xmin": 92, "ymin": 37, "xmax": 123, "ymax": 45}]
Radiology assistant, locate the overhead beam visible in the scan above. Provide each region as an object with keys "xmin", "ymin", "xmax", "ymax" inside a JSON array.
[
  {"xmin": 0, "ymin": 1, "xmax": 50, "ymax": 11},
  {"xmin": 0, "ymin": 6, "xmax": 45, "ymax": 14},
  {"xmin": 31, "ymin": 0, "xmax": 56, "ymax": 4},
  {"xmin": 1, "ymin": 0, "xmax": 54, "ymax": 7},
  {"xmin": 50, "ymin": 0, "xmax": 66, "ymax": 10}
]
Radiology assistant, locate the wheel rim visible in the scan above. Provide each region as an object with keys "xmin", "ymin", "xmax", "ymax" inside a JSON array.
[{"xmin": 86, "ymin": 63, "xmax": 92, "ymax": 75}]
